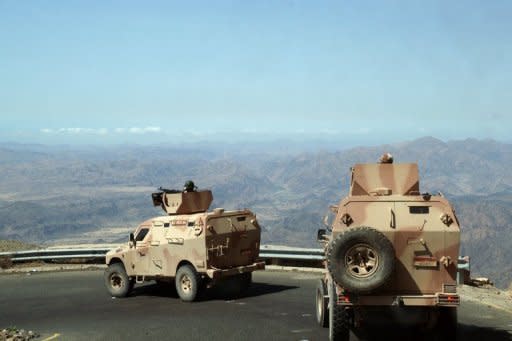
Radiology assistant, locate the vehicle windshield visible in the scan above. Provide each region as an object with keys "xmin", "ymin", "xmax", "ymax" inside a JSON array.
[{"xmin": 135, "ymin": 227, "xmax": 150, "ymax": 241}]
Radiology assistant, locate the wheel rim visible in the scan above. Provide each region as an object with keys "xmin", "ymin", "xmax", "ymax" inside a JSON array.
[
  {"xmin": 344, "ymin": 243, "xmax": 379, "ymax": 278},
  {"xmin": 110, "ymin": 273, "xmax": 123, "ymax": 289},
  {"xmin": 316, "ymin": 288, "xmax": 323, "ymax": 321},
  {"xmin": 180, "ymin": 274, "xmax": 192, "ymax": 293}
]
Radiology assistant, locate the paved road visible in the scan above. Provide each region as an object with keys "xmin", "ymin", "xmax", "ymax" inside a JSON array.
[{"xmin": 0, "ymin": 270, "xmax": 511, "ymax": 340}]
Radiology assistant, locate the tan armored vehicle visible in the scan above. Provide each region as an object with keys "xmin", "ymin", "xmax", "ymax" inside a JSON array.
[
  {"xmin": 104, "ymin": 181, "xmax": 265, "ymax": 301},
  {"xmin": 316, "ymin": 155, "xmax": 460, "ymax": 340}
]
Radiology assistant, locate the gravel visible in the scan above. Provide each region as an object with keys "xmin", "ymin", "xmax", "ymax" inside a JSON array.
[{"xmin": 0, "ymin": 327, "xmax": 39, "ymax": 341}]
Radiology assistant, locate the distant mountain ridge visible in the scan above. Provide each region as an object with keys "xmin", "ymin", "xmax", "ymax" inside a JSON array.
[{"xmin": 0, "ymin": 137, "xmax": 511, "ymax": 287}]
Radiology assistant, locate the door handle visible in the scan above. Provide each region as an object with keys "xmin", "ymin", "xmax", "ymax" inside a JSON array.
[{"xmin": 390, "ymin": 208, "xmax": 396, "ymax": 229}]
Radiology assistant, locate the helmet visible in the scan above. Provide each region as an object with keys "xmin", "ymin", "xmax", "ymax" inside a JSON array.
[
  {"xmin": 184, "ymin": 180, "xmax": 196, "ymax": 192},
  {"xmin": 379, "ymin": 153, "xmax": 394, "ymax": 164}
]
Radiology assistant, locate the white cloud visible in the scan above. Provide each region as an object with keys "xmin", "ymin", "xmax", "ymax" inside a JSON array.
[
  {"xmin": 59, "ymin": 128, "xmax": 79, "ymax": 133},
  {"xmin": 125, "ymin": 126, "xmax": 161, "ymax": 134},
  {"xmin": 52, "ymin": 128, "xmax": 109, "ymax": 135},
  {"xmin": 144, "ymin": 126, "xmax": 161, "ymax": 133},
  {"xmin": 40, "ymin": 126, "xmax": 161, "ymax": 135}
]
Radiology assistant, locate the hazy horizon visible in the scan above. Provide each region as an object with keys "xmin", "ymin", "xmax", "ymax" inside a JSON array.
[
  {"xmin": 1, "ymin": 135, "xmax": 510, "ymax": 157},
  {"xmin": 2, "ymin": 2, "xmax": 511, "ymax": 145}
]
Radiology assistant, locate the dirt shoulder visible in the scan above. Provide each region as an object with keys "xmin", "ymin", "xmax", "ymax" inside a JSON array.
[{"xmin": 459, "ymin": 284, "xmax": 512, "ymax": 314}]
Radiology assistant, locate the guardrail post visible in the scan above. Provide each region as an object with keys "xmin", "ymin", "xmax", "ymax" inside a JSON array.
[{"xmin": 457, "ymin": 256, "xmax": 470, "ymax": 285}]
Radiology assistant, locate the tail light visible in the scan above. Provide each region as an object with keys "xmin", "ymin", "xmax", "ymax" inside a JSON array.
[{"xmin": 438, "ymin": 294, "xmax": 459, "ymax": 306}]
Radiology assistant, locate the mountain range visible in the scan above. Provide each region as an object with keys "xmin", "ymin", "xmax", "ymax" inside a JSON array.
[{"xmin": 0, "ymin": 136, "xmax": 511, "ymax": 288}]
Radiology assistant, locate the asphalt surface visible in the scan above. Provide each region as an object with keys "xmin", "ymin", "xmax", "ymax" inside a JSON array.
[{"xmin": 0, "ymin": 270, "xmax": 511, "ymax": 341}]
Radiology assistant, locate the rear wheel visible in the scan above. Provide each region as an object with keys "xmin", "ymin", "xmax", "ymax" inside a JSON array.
[
  {"xmin": 316, "ymin": 279, "xmax": 329, "ymax": 328},
  {"xmin": 433, "ymin": 307, "xmax": 458, "ymax": 340},
  {"xmin": 222, "ymin": 273, "xmax": 252, "ymax": 298},
  {"xmin": 328, "ymin": 282, "xmax": 350, "ymax": 341},
  {"xmin": 175, "ymin": 265, "xmax": 201, "ymax": 302},
  {"xmin": 104, "ymin": 263, "xmax": 134, "ymax": 298},
  {"xmin": 238, "ymin": 272, "xmax": 252, "ymax": 294}
]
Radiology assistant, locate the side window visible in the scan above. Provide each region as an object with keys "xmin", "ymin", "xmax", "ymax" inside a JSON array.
[
  {"xmin": 135, "ymin": 228, "xmax": 150, "ymax": 241},
  {"xmin": 409, "ymin": 206, "xmax": 430, "ymax": 214}
]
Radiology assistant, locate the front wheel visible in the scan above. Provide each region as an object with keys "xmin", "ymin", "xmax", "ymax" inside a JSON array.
[
  {"xmin": 175, "ymin": 265, "xmax": 201, "ymax": 302},
  {"xmin": 104, "ymin": 263, "xmax": 134, "ymax": 298}
]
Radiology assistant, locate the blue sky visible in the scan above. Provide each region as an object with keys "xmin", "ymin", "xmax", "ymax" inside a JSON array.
[{"xmin": 0, "ymin": 1, "xmax": 511, "ymax": 145}]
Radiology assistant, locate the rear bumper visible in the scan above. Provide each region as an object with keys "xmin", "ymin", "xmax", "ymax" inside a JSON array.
[
  {"xmin": 337, "ymin": 293, "xmax": 460, "ymax": 307},
  {"xmin": 206, "ymin": 261, "xmax": 265, "ymax": 280}
]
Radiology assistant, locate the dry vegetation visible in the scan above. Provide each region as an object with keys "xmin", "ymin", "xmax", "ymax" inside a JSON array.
[
  {"xmin": 0, "ymin": 240, "xmax": 39, "ymax": 252},
  {"xmin": 0, "ymin": 240, "xmax": 40, "ymax": 270},
  {"xmin": 0, "ymin": 256, "xmax": 12, "ymax": 269}
]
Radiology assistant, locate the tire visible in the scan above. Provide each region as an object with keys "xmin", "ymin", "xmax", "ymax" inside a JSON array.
[
  {"xmin": 328, "ymin": 281, "xmax": 350, "ymax": 341},
  {"xmin": 104, "ymin": 263, "xmax": 134, "ymax": 298},
  {"xmin": 175, "ymin": 264, "xmax": 201, "ymax": 302},
  {"xmin": 238, "ymin": 272, "xmax": 252, "ymax": 294},
  {"xmin": 223, "ymin": 273, "xmax": 252, "ymax": 298},
  {"xmin": 433, "ymin": 307, "xmax": 458, "ymax": 341},
  {"xmin": 316, "ymin": 279, "xmax": 329, "ymax": 328},
  {"xmin": 327, "ymin": 226, "xmax": 395, "ymax": 293}
]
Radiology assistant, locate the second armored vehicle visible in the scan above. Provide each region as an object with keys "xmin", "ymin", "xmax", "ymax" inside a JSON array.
[
  {"xmin": 104, "ymin": 182, "xmax": 265, "ymax": 301},
  {"xmin": 316, "ymin": 155, "xmax": 460, "ymax": 340}
]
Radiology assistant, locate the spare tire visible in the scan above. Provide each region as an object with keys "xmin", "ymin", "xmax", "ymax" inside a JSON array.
[{"xmin": 327, "ymin": 226, "xmax": 395, "ymax": 293}]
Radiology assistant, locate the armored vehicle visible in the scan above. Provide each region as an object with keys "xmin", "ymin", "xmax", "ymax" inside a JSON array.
[
  {"xmin": 104, "ymin": 182, "xmax": 265, "ymax": 301},
  {"xmin": 316, "ymin": 155, "xmax": 460, "ymax": 340}
]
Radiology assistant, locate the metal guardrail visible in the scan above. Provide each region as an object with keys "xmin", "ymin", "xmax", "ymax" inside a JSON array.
[
  {"xmin": 259, "ymin": 247, "xmax": 324, "ymax": 260},
  {"xmin": 0, "ymin": 247, "xmax": 468, "ymax": 268},
  {"xmin": 0, "ymin": 248, "xmax": 111, "ymax": 262},
  {"xmin": 0, "ymin": 246, "xmax": 324, "ymax": 262}
]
